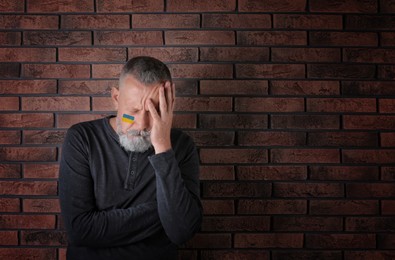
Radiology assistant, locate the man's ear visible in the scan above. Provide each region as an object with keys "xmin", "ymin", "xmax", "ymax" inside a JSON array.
[{"xmin": 111, "ymin": 87, "xmax": 120, "ymax": 110}]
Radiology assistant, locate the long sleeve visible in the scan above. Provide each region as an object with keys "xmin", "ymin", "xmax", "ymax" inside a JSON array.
[
  {"xmin": 148, "ymin": 134, "xmax": 202, "ymax": 245},
  {"xmin": 59, "ymin": 126, "xmax": 162, "ymax": 248}
]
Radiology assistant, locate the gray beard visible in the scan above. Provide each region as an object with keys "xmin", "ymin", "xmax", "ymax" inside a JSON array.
[{"xmin": 116, "ymin": 121, "xmax": 152, "ymax": 153}]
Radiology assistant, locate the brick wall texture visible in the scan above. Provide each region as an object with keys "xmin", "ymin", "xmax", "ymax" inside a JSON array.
[{"xmin": 1, "ymin": 0, "xmax": 395, "ymax": 259}]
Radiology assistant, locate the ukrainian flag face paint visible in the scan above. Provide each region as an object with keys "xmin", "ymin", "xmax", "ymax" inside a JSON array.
[{"xmin": 121, "ymin": 114, "xmax": 135, "ymax": 124}]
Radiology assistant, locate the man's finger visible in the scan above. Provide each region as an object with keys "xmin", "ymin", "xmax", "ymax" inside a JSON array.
[
  {"xmin": 165, "ymin": 82, "xmax": 173, "ymax": 112},
  {"xmin": 147, "ymin": 99, "xmax": 160, "ymax": 121},
  {"xmin": 159, "ymin": 86, "xmax": 167, "ymax": 114}
]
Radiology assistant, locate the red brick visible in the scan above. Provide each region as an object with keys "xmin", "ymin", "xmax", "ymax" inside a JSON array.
[
  {"xmin": 200, "ymin": 114, "xmax": 268, "ymax": 129},
  {"xmin": 202, "ymin": 216, "xmax": 270, "ymax": 232},
  {"xmin": 172, "ymin": 114, "xmax": 196, "ymax": 129},
  {"xmin": 201, "ymin": 250, "xmax": 269, "ymax": 260},
  {"xmin": 169, "ymin": 64, "xmax": 233, "ymax": 79},
  {"xmin": 184, "ymin": 234, "xmax": 231, "ymax": 248},
  {"xmin": 345, "ymin": 251, "xmax": 395, "ymax": 260},
  {"xmin": 378, "ymin": 234, "xmax": 395, "ymax": 249},
  {"xmin": 273, "ymin": 251, "xmax": 342, "ymax": 260},
  {"xmin": 237, "ymin": 199, "xmax": 307, "ymax": 214},
  {"xmin": 200, "ymin": 47, "xmax": 269, "ymax": 62},
  {"xmin": 200, "ymin": 80, "xmax": 268, "ymax": 95},
  {"xmin": 381, "ymin": 133, "xmax": 395, "ymax": 147},
  {"xmin": 23, "ymin": 199, "xmax": 60, "ymax": 213},
  {"xmin": 235, "ymin": 233, "xmax": 303, "ymax": 248},
  {"xmin": 0, "ymin": 248, "xmax": 56, "ymax": 260},
  {"xmin": 0, "ymin": 113, "xmax": 53, "ymax": 128},
  {"xmin": 0, "ymin": 32, "xmax": 21, "ymax": 45},
  {"xmin": 27, "ymin": 0, "xmax": 93, "ymax": 12},
  {"xmin": 0, "ymin": 215, "xmax": 55, "ymax": 229},
  {"xmin": 0, "ymin": 0, "xmax": 24, "ymax": 12},
  {"xmin": 129, "ymin": 47, "xmax": 198, "ymax": 62},
  {"xmin": 0, "ymin": 231, "xmax": 18, "ymax": 245},
  {"xmin": 239, "ymin": 131, "xmax": 306, "ymax": 146},
  {"xmin": 92, "ymin": 64, "xmax": 123, "ymax": 79},
  {"xmin": 306, "ymin": 234, "xmax": 375, "ymax": 249},
  {"xmin": 344, "ymin": 115, "xmax": 395, "ymax": 130},
  {"xmin": 202, "ymin": 200, "xmax": 234, "ymax": 215},
  {"xmin": 59, "ymin": 80, "xmax": 116, "ymax": 95},
  {"xmin": 165, "ymin": 31, "xmax": 234, "ymax": 45},
  {"xmin": 21, "ymin": 231, "xmax": 67, "ymax": 246},
  {"xmin": 23, "ymin": 64, "xmax": 90, "ymax": 79},
  {"xmin": 22, "ymin": 97, "xmax": 90, "ymax": 111},
  {"xmin": 24, "ymin": 130, "xmax": 66, "ymax": 145},
  {"xmin": 307, "ymin": 98, "xmax": 376, "ymax": 112},
  {"xmin": 200, "ymin": 149, "xmax": 267, "ymax": 164},
  {"xmin": 380, "ymin": 99, "xmax": 395, "ymax": 113},
  {"xmin": 24, "ymin": 164, "xmax": 59, "ymax": 179},
  {"xmin": 59, "ymin": 48, "xmax": 126, "ymax": 62},
  {"xmin": 346, "ymin": 15, "xmax": 395, "ymax": 30},
  {"xmin": 310, "ymin": 31, "xmax": 378, "ymax": 46},
  {"xmin": 133, "ymin": 14, "xmax": 198, "ymax": 28},
  {"xmin": 0, "ymin": 130, "xmax": 20, "ymax": 144},
  {"xmin": 175, "ymin": 97, "xmax": 232, "ymax": 112},
  {"xmin": 200, "ymin": 166, "xmax": 235, "ymax": 181},
  {"xmin": 346, "ymin": 183, "xmax": 395, "ymax": 198},
  {"xmin": 342, "ymin": 81, "xmax": 395, "ymax": 96},
  {"xmin": 343, "ymin": 149, "xmax": 395, "ymax": 164},
  {"xmin": 92, "ymin": 97, "xmax": 113, "ymax": 112},
  {"xmin": 0, "ymin": 164, "xmax": 21, "ymax": 178},
  {"xmin": 59, "ymin": 248, "xmax": 66, "ymax": 260},
  {"xmin": 381, "ymin": 32, "xmax": 395, "ymax": 46},
  {"xmin": 274, "ymin": 182, "xmax": 343, "ymax": 197},
  {"xmin": 238, "ymin": 31, "xmax": 307, "ymax": 46},
  {"xmin": 310, "ymin": 166, "xmax": 379, "ymax": 181},
  {"xmin": 0, "ymin": 63, "xmax": 20, "ymax": 78},
  {"xmin": 0, "ymin": 147, "xmax": 56, "ymax": 162},
  {"xmin": 308, "ymin": 64, "xmax": 375, "ymax": 79},
  {"xmin": 346, "ymin": 217, "xmax": 395, "ymax": 231},
  {"xmin": 238, "ymin": 64, "xmax": 305, "ymax": 79},
  {"xmin": 0, "ymin": 80, "xmax": 56, "ymax": 94},
  {"xmin": 0, "ymin": 181, "xmax": 57, "ymax": 195},
  {"xmin": 273, "ymin": 216, "xmax": 342, "ymax": 231},
  {"xmin": 24, "ymin": 31, "xmax": 91, "ymax": 46},
  {"xmin": 167, "ymin": 0, "xmax": 235, "ymax": 12},
  {"xmin": 203, "ymin": 14, "xmax": 271, "ymax": 28},
  {"xmin": 0, "ymin": 198, "xmax": 20, "ymax": 212},
  {"xmin": 237, "ymin": 166, "xmax": 306, "ymax": 180},
  {"xmin": 271, "ymin": 115, "xmax": 340, "ymax": 129},
  {"xmin": 62, "ymin": 15, "xmax": 129, "ymax": 29},
  {"xmin": 0, "ymin": 97, "xmax": 18, "ymax": 111},
  {"xmin": 272, "ymin": 47, "xmax": 340, "ymax": 62},
  {"xmin": 97, "ymin": 0, "xmax": 163, "ymax": 12},
  {"xmin": 0, "ymin": 48, "xmax": 55, "ymax": 62},
  {"xmin": 56, "ymin": 114, "xmax": 110, "ymax": 128},
  {"xmin": 235, "ymin": 97, "xmax": 304, "ymax": 112},
  {"xmin": 309, "ymin": 132, "xmax": 377, "ymax": 147},
  {"xmin": 203, "ymin": 182, "xmax": 271, "ymax": 198},
  {"xmin": 0, "ymin": 15, "xmax": 58, "ymax": 29},
  {"xmin": 344, "ymin": 48, "xmax": 395, "ymax": 63},
  {"xmin": 270, "ymin": 80, "xmax": 339, "ymax": 95},
  {"xmin": 382, "ymin": 167, "xmax": 395, "ymax": 180},
  {"xmin": 95, "ymin": 31, "xmax": 163, "ymax": 45},
  {"xmin": 310, "ymin": 0, "xmax": 377, "ymax": 12},
  {"xmin": 272, "ymin": 149, "xmax": 340, "ymax": 163},
  {"xmin": 274, "ymin": 14, "xmax": 342, "ymax": 29},
  {"xmin": 382, "ymin": 200, "xmax": 395, "ymax": 215},
  {"xmin": 185, "ymin": 131, "xmax": 234, "ymax": 146},
  {"xmin": 239, "ymin": 0, "xmax": 305, "ymax": 12},
  {"xmin": 381, "ymin": 0, "xmax": 395, "ymax": 12},
  {"xmin": 379, "ymin": 65, "xmax": 395, "ymax": 79},
  {"xmin": 310, "ymin": 200, "xmax": 378, "ymax": 215}
]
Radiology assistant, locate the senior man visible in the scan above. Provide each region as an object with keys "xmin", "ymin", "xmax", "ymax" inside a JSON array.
[{"xmin": 59, "ymin": 56, "xmax": 202, "ymax": 260}]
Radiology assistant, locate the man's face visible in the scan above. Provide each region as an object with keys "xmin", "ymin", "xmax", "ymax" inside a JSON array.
[{"xmin": 112, "ymin": 75, "xmax": 161, "ymax": 152}]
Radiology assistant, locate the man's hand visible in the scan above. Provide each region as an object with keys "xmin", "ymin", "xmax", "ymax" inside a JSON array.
[{"xmin": 147, "ymin": 81, "xmax": 175, "ymax": 154}]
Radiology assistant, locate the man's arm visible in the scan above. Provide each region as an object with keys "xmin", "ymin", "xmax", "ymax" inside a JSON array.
[{"xmin": 59, "ymin": 125, "xmax": 162, "ymax": 248}]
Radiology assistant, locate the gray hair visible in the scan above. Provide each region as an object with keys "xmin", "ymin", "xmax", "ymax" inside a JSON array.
[{"xmin": 118, "ymin": 56, "xmax": 172, "ymax": 88}]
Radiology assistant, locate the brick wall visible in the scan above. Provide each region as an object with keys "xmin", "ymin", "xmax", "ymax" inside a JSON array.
[{"xmin": 1, "ymin": 0, "xmax": 395, "ymax": 259}]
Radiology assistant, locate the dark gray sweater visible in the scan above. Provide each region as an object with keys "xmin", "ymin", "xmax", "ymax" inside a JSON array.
[{"xmin": 59, "ymin": 116, "xmax": 202, "ymax": 260}]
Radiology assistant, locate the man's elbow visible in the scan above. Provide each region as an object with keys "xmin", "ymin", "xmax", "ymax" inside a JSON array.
[{"xmin": 167, "ymin": 212, "xmax": 202, "ymax": 245}]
